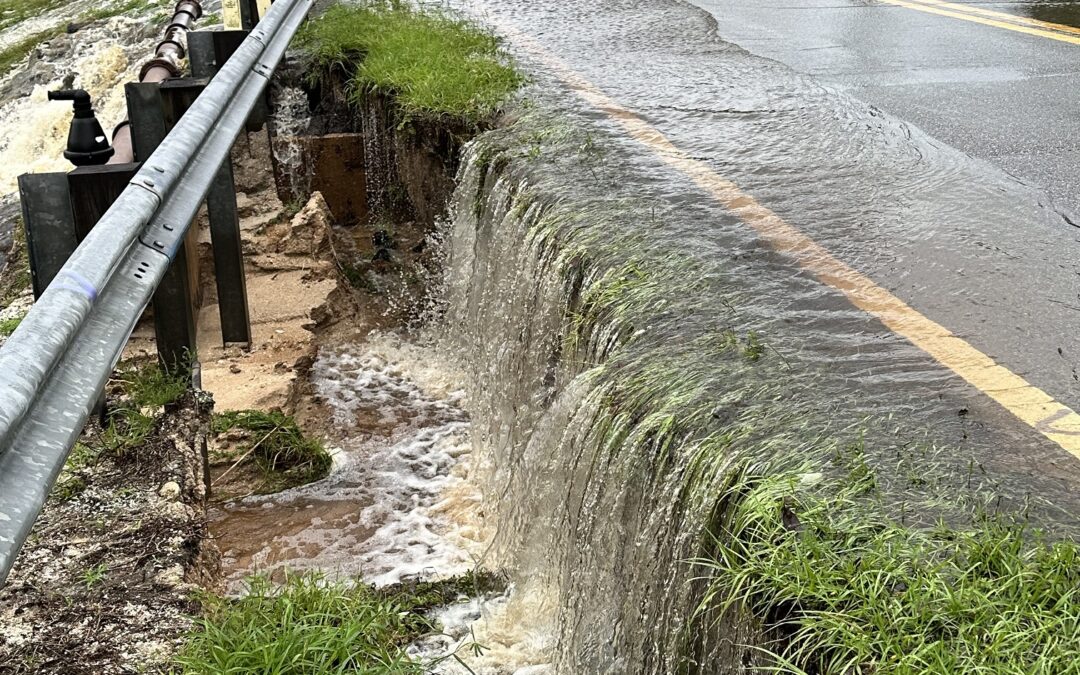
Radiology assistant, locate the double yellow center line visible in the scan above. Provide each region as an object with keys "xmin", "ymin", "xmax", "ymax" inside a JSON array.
[{"xmin": 880, "ymin": 0, "xmax": 1080, "ymax": 44}]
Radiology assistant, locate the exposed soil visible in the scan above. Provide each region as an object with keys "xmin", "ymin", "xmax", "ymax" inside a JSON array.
[
  {"xmin": 0, "ymin": 51, "xmax": 481, "ymax": 669},
  {"xmin": 0, "ymin": 390, "xmax": 215, "ymax": 674}
]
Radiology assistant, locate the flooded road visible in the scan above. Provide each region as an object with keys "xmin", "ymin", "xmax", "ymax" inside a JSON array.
[
  {"xmin": 689, "ymin": 0, "xmax": 1080, "ymax": 217},
  {"xmin": 458, "ymin": 0, "xmax": 1080, "ymax": 491},
  {"xmin": 434, "ymin": 0, "xmax": 1080, "ymax": 667}
]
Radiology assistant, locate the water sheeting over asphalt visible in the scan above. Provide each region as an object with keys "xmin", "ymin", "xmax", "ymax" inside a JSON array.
[{"xmin": 426, "ymin": 0, "xmax": 1080, "ymax": 669}]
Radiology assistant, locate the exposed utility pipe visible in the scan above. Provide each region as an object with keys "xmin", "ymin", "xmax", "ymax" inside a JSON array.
[{"xmin": 109, "ymin": 0, "xmax": 204, "ymax": 164}]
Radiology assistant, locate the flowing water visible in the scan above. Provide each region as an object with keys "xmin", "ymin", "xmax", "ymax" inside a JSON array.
[
  {"xmin": 5, "ymin": 0, "xmax": 1080, "ymax": 671},
  {"xmin": 0, "ymin": 0, "xmax": 192, "ymax": 267}
]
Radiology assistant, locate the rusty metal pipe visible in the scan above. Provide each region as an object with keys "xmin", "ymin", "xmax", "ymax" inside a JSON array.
[{"xmin": 108, "ymin": 0, "xmax": 203, "ymax": 164}]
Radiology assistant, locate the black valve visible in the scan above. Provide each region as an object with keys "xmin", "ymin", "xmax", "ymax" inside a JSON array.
[{"xmin": 47, "ymin": 89, "xmax": 114, "ymax": 166}]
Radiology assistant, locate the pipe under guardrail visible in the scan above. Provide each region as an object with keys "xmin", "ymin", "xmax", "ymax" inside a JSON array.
[{"xmin": 0, "ymin": 0, "xmax": 314, "ymax": 587}]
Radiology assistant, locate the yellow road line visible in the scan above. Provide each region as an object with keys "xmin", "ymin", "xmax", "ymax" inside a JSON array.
[
  {"xmin": 904, "ymin": 0, "xmax": 1080, "ymax": 38},
  {"xmin": 879, "ymin": 0, "xmax": 1080, "ymax": 45},
  {"xmin": 492, "ymin": 21, "xmax": 1080, "ymax": 460}
]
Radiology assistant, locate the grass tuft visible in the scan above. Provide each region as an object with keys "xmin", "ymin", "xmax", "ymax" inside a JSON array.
[
  {"xmin": 0, "ymin": 313, "xmax": 24, "ymax": 337},
  {"xmin": 99, "ymin": 359, "xmax": 189, "ymax": 454},
  {"xmin": 696, "ymin": 467, "xmax": 1080, "ymax": 675},
  {"xmin": 175, "ymin": 572, "xmax": 430, "ymax": 674},
  {"xmin": 297, "ymin": 1, "xmax": 523, "ymax": 125},
  {"xmin": 213, "ymin": 410, "xmax": 332, "ymax": 490}
]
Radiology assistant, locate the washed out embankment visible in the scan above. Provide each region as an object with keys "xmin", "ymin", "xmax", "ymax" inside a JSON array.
[{"xmin": 436, "ymin": 41, "xmax": 1080, "ymax": 675}]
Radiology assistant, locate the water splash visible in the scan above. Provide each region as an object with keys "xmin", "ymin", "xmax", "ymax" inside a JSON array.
[
  {"xmin": 269, "ymin": 84, "xmax": 312, "ymax": 201},
  {"xmin": 0, "ymin": 20, "xmax": 156, "ymax": 193}
]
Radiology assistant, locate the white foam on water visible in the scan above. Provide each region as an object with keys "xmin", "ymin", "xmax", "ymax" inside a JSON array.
[
  {"xmin": 409, "ymin": 582, "xmax": 556, "ymax": 675},
  {"xmin": 213, "ymin": 331, "xmax": 554, "ymax": 671},
  {"xmin": 216, "ymin": 332, "xmax": 478, "ymax": 590}
]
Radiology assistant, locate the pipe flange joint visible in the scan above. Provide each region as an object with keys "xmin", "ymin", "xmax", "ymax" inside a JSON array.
[
  {"xmin": 154, "ymin": 37, "xmax": 187, "ymax": 59},
  {"xmin": 140, "ymin": 57, "xmax": 182, "ymax": 80},
  {"xmin": 174, "ymin": 0, "xmax": 203, "ymax": 20}
]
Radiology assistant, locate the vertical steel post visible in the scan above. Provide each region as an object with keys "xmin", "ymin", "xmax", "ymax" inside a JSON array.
[
  {"xmin": 187, "ymin": 31, "xmax": 253, "ymax": 347},
  {"xmin": 125, "ymin": 81, "xmax": 199, "ymax": 372},
  {"xmin": 17, "ymin": 173, "xmax": 77, "ymax": 298}
]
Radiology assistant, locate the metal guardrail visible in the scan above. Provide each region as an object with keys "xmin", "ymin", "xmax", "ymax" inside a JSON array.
[{"xmin": 0, "ymin": 0, "xmax": 313, "ymax": 586}]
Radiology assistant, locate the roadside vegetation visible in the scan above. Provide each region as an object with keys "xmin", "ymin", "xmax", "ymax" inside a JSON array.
[
  {"xmin": 296, "ymin": 0, "xmax": 523, "ymax": 126},
  {"xmin": 0, "ymin": 0, "xmax": 67, "ymax": 32},
  {"xmin": 211, "ymin": 409, "xmax": 332, "ymax": 494},
  {"xmin": 460, "ymin": 115, "xmax": 1080, "ymax": 675},
  {"xmin": 175, "ymin": 570, "xmax": 504, "ymax": 673},
  {"xmin": 697, "ymin": 460, "xmax": 1080, "ymax": 674},
  {"xmin": 51, "ymin": 358, "xmax": 190, "ymax": 500}
]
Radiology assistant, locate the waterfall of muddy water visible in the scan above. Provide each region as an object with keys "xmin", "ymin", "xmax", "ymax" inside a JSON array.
[
  {"xmin": 421, "ymin": 0, "xmax": 1080, "ymax": 669},
  {"xmin": 269, "ymin": 85, "xmax": 312, "ymax": 201},
  {"xmin": 434, "ymin": 93, "xmax": 1080, "ymax": 674}
]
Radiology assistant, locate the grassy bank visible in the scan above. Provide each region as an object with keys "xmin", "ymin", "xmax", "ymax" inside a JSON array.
[
  {"xmin": 446, "ymin": 107, "xmax": 1080, "ymax": 674},
  {"xmin": 175, "ymin": 571, "xmax": 504, "ymax": 673},
  {"xmin": 296, "ymin": 0, "xmax": 523, "ymax": 126},
  {"xmin": 698, "ymin": 463, "xmax": 1080, "ymax": 674}
]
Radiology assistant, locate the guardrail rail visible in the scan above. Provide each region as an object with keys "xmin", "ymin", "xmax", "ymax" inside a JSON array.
[{"xmin": 0, "ymin": 0, "xmax": 313, "ymax": 586}]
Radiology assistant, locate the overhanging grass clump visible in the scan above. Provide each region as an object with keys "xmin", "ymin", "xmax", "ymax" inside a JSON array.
[
  {"xmin": 699, "ymin": 467, "xmax": 1080, "ymax": 674},
  {"xmin": 453, "ymin": 119, "xmax": 1080, "ymax": 673},
  {"xmin": 212, "ymin": 409, "xmax": 332, "ymax": 490},
  {"xmin": 296, "ymin": 1, "xmax": 522, "ymax": 125}
]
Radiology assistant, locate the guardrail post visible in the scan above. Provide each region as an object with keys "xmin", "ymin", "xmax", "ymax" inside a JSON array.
[
  {"xmin": 126, "ymin": 81, "xmax": 201, "ymax": 373},
  {"xmin": 188, "ymin": 30, "xmax": 254, "ymax": 347},
  {"xmin": 17, "ymin": 173, "xmax": 77, "ymax": 298}
]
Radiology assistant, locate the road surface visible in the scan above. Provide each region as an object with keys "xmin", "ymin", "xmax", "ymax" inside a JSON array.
[
  {"xmin": 689, "ymin": 0, "xmax": 1080, "ymax": 218},
  {"xmin": 464, "ymin": 0, "xmax": 1080, "ymax": 518}
]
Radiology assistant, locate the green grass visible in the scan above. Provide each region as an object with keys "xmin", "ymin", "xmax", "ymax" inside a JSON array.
[
  {"xmin": 0, "ymin": 29, "xmax": 58, "ymax": 78},
  {"xmin": 174, "ymin": 573, "xmax": 430, "ymax": 674},
  {"xmin": 0, "ymin": 0, "xmax": 67, "ymax": 32},
  {"xmin": 81, "ymin": 0, "xmax": 158, "ymax": 23},
  {"xmin": 0, "ymin": 312, "xmax": 23, "ymax": 336},
  {"xmin": 0, "ymin": 0, "xmax": 163, "ymax": 78},
  {"xmin": 0, "ymin": 219, "xmax": 30, "ymax": 307},
  {"xmin": 696, "ymin": 465, "xmax": 1080, "ymax": 674},
  {"xmin": 213, "ymin": 410, "xmax": 332, "ymax": 490},
  {"xmin": 99, "ymin": 359, "xmax": 189, "ymax": 454},
  {"xmin": 454, "ymin": 118, "xmax": 1080, "ymax": 674},
  {"xmin": 296, "ymin": 1, "xmax": 523, "ymax": 125}
]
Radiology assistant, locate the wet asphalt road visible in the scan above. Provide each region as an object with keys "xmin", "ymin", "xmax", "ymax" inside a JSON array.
[
  {"xmin": 688, "ymin": 0, "xmax": 1080, "ymax": 218},
  {"xmin": 465, "ymin": 0, "xmax": 1080, "ymax": 514}
]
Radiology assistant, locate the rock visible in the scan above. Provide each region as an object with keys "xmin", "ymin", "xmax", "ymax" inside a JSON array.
[
  {"xmin": 280, "ymin": 191, "xmax": 333, "ymax": 258},
  {"xmin": 229, "ymin": 364, "xmax": 242, "ymax": 374},
  {"xmin": 152, "ymin": 564, "xmax": 185, "ymax": 588},
  {"xmin": 158, "ymin": 481, "xmax": 181, "ymax": 501}
]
